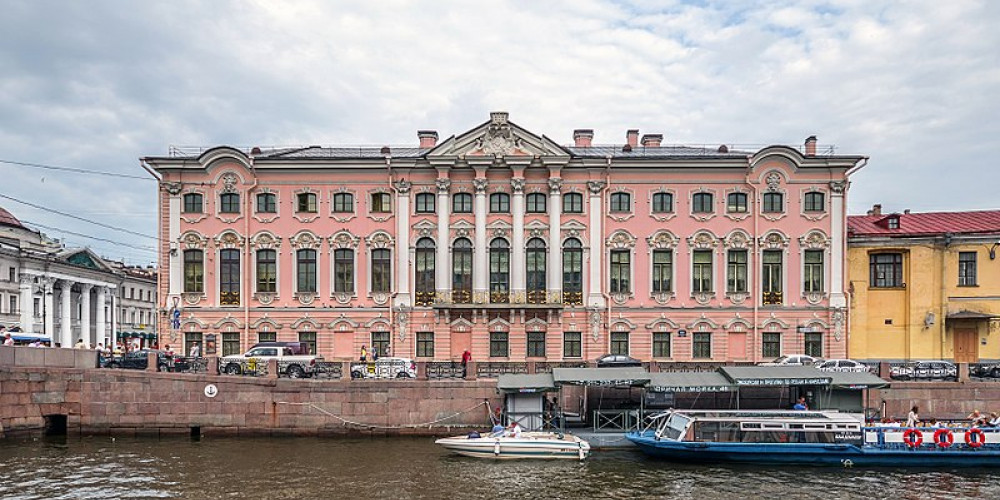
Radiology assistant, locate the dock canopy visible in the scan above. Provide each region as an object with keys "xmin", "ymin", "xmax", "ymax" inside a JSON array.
[
  {"xmin": 720, "ymin": 366, "xmax": 833, "ymax": 387},
  {"xmin": 826, "ymin": 370, "xmax": 891, "ymax": 389},
  {"xmin": 551, "ymin": 367, "xmax": 651, "ymax": 387},
  {"xmin": 497, "ymin": 373, "xmax": 557, "ymax": 393},
  {"xmin": 647, "ymin": 371, "xmax": 737, "ymax": 393}
]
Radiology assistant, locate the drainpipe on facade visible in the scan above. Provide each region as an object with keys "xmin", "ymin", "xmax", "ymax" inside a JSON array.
[
  {"xmin": 744, "ymin": 159, "xmax": 758, "ymax": 362},
  {"xmin": 385, "ymin": 153, "xmax": 399, "ymax": 357},
  {"xmin": 603, "ymin": 156, "xmax": 613, "ymax": 352},
  {"xmin": 244, "ymin": 152, "xmax": 258, "ymax": 350}
]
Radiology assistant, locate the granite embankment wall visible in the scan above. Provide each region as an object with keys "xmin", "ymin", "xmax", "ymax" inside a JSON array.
[{"xmin": 0, "ymin": 347, "xmax": 499, "ymax": 438}]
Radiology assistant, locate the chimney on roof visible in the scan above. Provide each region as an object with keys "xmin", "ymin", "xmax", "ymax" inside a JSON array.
[
  {"xmin": 626, "ymin": 129, "xmax": 639, "ymax": 148},
  {"xmin": 417, "ymin": 130, "xmax": 438, "ymax": 148},
  {"xmin": 867, "ymin": 204, "xmax": 883, "ymax": 216},
  {"xmin": 641, "ymin": 134, "xmax": 663, "ymax": 148},
  {"xmin": 904, "ymin": 209, "xmax": 911, "ymax": 214},
  {"xmin": 718, "ymin": 145, "xmax": 729, "ymax": 153},
  {"xmin": 250, "ymin": 146, "xmax": 261, "ymax": 156},
  {"xmin": 573, "ymin": 129, "xmax": 594, "ymax": 147},
  {"xmin": 805, "ymin": 135, "xmax": 817, "ymax": 156}
]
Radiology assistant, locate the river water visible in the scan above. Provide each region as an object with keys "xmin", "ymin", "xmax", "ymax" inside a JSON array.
[{"xmin": 0, "ymin": 436, "xmax": 995, "ymax": 500}]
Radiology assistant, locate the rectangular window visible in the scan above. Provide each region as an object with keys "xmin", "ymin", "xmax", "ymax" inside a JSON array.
[
  {"xmin": 296, "ymin": 193, "xmax": 317, "ymax": 213},
  {"xmin": 453, "ymin": 193, "xmax": 472, "ymax": 213},
  {"xmin": 610, "ymin": 250, "xmax": 630, "ymax": 293},
  {"xmin": 222, "ymin": 333, "xmax": 241, "ymax": 356},
  {"xmin": 256, "ymin": 249, "xmax": 277, "ymax": 293},
  {"xmin": 804, "ymin": 192, "xmax": 825, "ymax": 212},
  {"xmin": 527, "ymin": 331, "xmax": 546, "ymax": 357},
  {"xmin": 526, "ymin": 193, "xmax": 547, "ymax": 213},
  {"xmin": 371, "ymin": 249, "xmax": 391, "ymax": 293},
  {"xmin": 652, "ymin": 250, "xmax": 672, "ymax": 293},
  {"xmin": 257, "ymin": 331, "xmax": 277, "ymax": 343},
  {"xmin": 610, "ymin": 192, "xmax": 630, "ymax": 213},
  {"xmin": 563, "ymin": 193, "xmax": 583, "ymax": 213},
  {"xmin": 869, "ymin": 253, "xmax": 903, "ymax": 288},
  {"xmin": 220, "ymin": 193, "xmax": 240, "ymax": 214},
  {"xmin": 693, "ymin": 332, "xmax": 712, "ymax": 359},
  {"xmin": 762, "ymin": 332, "xmax": 781, "ymax": 358},
  {"xmin": 726, "ymin": 192, "xmax": 747, "ymax": 213},
  {"xmin": 653, "ymin": 332, "xmax": 671, "ymax": 358},
  {"xmin": 332, "ymin": 193, "xmax": 354, "ymax": 213},
  {"xmin": 371, "ymin": 331, "xmax": 390, "ymax": 357},
  {"xmin": 183, "ymin": 193, "xmax": 203, "ymax": 213},
  {"xmin": 415, "ymin": 193, "xmax": 434, "ymax": 214},
  {"xmin": 692, "ymin": 250, "xmax": 713, "ymax": 293},
  {"xmin": 298, "ymin": 332, "xmax": 317, "ymax": 356},
  {"xmin": 8, "ymin": 267, "xmax": 15, "ymax": 282},
  {"xmin": 490, "ymin": 331, "xmax": 509, "ymax": 358},
  {"xmin": 959, "ymin": 251, "xmax": 977, "ymax": 286},
  {"xmin": 184, "ymin": 332, "xmax": 203, "ymax": 358},
  {"xmin": 610, "ymin": 332, "xmax": 629, "ymax": 355},
  {"xmin": 804, "ymin": 250, "xmax": 824, "ymax": 293},
  {"xmin": 10, "ymin": 295, "xmax": 17, "ymax": 314},
  {"xmin": 183, "ymin": 250, "xmax": 204, "ymax": 294},
  {"xmin": 416, "ymin": 332, "xmax": 435, "ymax": 358},
  {"xmin": 297, "ymin": 249, "xmax": 317, "ymax": 293},
  {"xmin": 334, "ymin": 249, "xmax": 354, "ymax": 293},
  {"xmin": 652, "ymin": 192, "xmax": 673, "ymax": 213},
  {"xmin": 726, "ymin": 250, "xmax": 747, "ymax": 293},
  {"xmin": 371, "ymin": 193, "xmax": 391, "ymax": 213},
  {"xmin": 804, "ymin": 333, "xmax": 823, "ymax": 357},
  {"xmin": 256, "ymin": 193, "xmax": 276, "ymax": 213},
  {"xmin": 762, "ymin": 192, "xmax": 783, "ymax": 213},
  {"xmin": 762, "ymin": 250, "xmax": 782, "ymax": 304},
  {"xmin": 692, "ymin": 193, "xmax": 713, "ymax": 213},
  {"xmin": 219, "ymin": 249, "xmax": 240, "ymax": 305},
  {"xmin": 490, "ymin": 193, "xmax": 510, "ymax": 213},
  {"xmin": 563, "ymin": 332, "xmax": 582, "ymax": 358}
]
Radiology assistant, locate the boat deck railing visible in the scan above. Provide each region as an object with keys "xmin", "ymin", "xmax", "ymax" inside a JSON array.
[{"xmin": 865, "ymin": 426, "xmax": 1000, "ymax": 450}]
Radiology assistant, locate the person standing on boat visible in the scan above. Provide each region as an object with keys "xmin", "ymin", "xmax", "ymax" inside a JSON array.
[
  {"xmin": 906, "ymin": 406, "xmax": 920, "ymax": 427},
  {"xmin": 506, "ymin": 421, "xmax": 523, "ymax": 438},
  {"xmin": 793, "ymin": 396, "xmax": 808, "ymax": 411}
]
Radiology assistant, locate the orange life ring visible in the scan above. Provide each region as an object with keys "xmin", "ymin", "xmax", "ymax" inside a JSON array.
[
  {"xmin": 933, "ymin": 428, "xmax": 954, "ymax": 448},
  {"xmin": 966, "ymin": 428, "xmax": 985, "ymax": 448},
  {"xmin": 902, "ymin": 428, "xmax": 923, "ymax": 448}
]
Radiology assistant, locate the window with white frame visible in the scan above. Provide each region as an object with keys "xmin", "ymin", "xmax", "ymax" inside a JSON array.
[
  {"xmin": 610, "ymin": 192, "xmax": 630, "ymax": 213},
  {"xmin": 692, "ymin": 250, "xmax": 713, "ymax": 293},
  {"xmin": 414, "ymin": 192, "xmax": 435, "ymax": 213},
  {"xmin": 297, "ymin": 249, "xmax": 317, "ymax": 293},
  {"xmin": 727, "ymin": 250, "xmax": 747, "ymax": 293},
  {"xmin": 652, "ymin": 250, "xmax": 672, "ymax": 293},
  {"xmin": 803, "ymin": 250, "xmax": 824, "ymax": 293},
  {"xmin": 610, "ymin": 250, "xmax": 630, "ymax": 293}
]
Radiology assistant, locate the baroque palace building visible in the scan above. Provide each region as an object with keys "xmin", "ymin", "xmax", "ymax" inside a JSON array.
[{"xmin": 144, "ymin": 112, "xmax": 865, "ymax": 362}]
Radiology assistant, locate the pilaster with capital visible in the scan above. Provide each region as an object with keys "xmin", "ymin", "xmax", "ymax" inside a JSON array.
[
  {"xmin": 394, "ymin": 180, "xmax": 412, "ymax": 306},
  {"xmin": 19, "ymin": 275, "xmax": 34, "ymax": 334},
  {"xmin": 472, "ymin": 177, "xmax": 489, "ymax": 302},
  {"xmin": 587, "ymin": 180, "xmax": 606, "ymax": 307},
  {"xmin": 435, "ymin": 175, "xmax": 452, "ymax": 299},
  {"xmin": 510, "ymin": 176, "xmax": 527, "ymax": 297},
  {"xmin": 547, "ymin": 177, "xmax": 563, "ymax": 299}
]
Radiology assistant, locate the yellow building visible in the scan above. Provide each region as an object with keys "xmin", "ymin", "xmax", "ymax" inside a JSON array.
[{"xmin": 847, "ymin": 207, "xmax": 1000, "ymax": 362}]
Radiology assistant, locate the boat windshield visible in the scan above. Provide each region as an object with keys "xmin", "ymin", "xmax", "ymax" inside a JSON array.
[{"xmin": 660, "ymin": 413, "xmax": 690, "ymax": 440}]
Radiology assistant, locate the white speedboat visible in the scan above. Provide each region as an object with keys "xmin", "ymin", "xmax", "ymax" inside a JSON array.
[{"xmin": 435, "ymin": 431, "xmax": 591, "ymax": 460}]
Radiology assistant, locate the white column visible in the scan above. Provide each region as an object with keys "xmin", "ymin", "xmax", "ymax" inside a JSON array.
[
  {"xmin": 95, "ymin": 286, "xmax": 106, "ymax": 348},
  {"xmin": 43, "ymin": 279, "xmax": 55, "ymax": 341},
  {"xmin": 59, "ymin": 280, "xmax": 73, "ymax": 349},
  {"xmin": 167, "ymin": 185, "xmax": 182, "ymax": 296},
  {"xmin": 19, "ymin": 275, "xmax": 34, "ymax": 334},
  {"xmin": 829, "ymin": 181, "xmax": 847, "ymax": 308},
  {"xmin": 472, "ymin": 177, "xmax": 488, "ymax": 303},
  {"xmin": 394, "ymin": 180, "xmax": 412, "ymax": 306},
  {"xmin": 587, "ymin": 181, "xmax": 605, "ymax": 307},
  {"xmin": 79, "ymin": 284, "xmax": 92, "ymax": 348},
  {"xmin": 435, "ymin": 177, "xmax": 451, "ymax": 300},
  {"xmin": 510, "ymin": 178, "xmax": 526, "ymax": 302},
  {"xmin": 547, "ymin": 177, "xmax": 563, "ymax": 300}
]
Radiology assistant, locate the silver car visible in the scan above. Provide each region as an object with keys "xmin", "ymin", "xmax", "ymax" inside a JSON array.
[
  {"xmin": 350, "ymin": 357, "xmax": 418, "ymax": 379},
  {"xmin": 816, "ymin": 359, "xmax": 872, "ymax": 373}
]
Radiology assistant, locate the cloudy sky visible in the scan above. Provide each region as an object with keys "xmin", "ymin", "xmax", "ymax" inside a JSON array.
[{"xmin": 1, "ymin": 0, "xmax": 998, "ymax": 265}]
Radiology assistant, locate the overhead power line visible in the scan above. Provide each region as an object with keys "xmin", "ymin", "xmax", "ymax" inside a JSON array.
[
  {"xmin": 0, "ymin": 192, "xmax": 157, "ymax": 240},
  {"xmin": 0, "ymin": 158, "xmax": 153, "ymax": 181},
  {"xmin": 20, "ymin": 219, "xmax": 157, "ymax": 253}
]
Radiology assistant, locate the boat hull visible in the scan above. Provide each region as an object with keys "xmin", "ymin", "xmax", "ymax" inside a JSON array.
[
  {"xmin": 627, "ymin": 431, "xmax": 1000, "ymax": 467},
  {"xmin": 436, "ymin": 433, "xmax": 591, "ymax": 461}
]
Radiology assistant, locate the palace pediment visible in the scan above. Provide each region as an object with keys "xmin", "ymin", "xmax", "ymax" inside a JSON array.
[{"xmin": 427, "ymin": 111, "xmax": 571, "ymax": 159}]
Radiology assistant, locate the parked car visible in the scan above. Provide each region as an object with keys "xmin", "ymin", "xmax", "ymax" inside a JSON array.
[
  {"xmin": 249, "ymin": 341, "xmax": 312, "ymax": 356},
  {"xmin": 101, "ymin": 349, "xmax": 186, "ymax": 372},
  {"xmin": 595, "ymin": 354, "xmax": 642, "ymax": 368},
  {"xmin": 350, "ymin": 357, "xmax": 417, "ymax": 379},
  {"xmin": 220, "ymin": 346, "xmax": 321, "ymax": 378},
  {"xmin": 816, "ymin": 359, "xmax": 872, "ymax": 373},
  {"xmin": 890, "ymin": 361, "xmax": 958, "ymax": 381},
  {"xmin": 759, "ymin": 354, "xmax": 823, "ymax": 367}
]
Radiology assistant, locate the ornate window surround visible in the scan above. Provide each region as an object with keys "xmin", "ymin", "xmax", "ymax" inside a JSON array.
[
  {"xmin": 760, "ymin": 170, "xmax": 788, "ymax": 222},
  {"xmin": 179, "ymin": 231, "xmax": 208, "ymax": 305},
  {"xmin": 214, "ymin": 171, "xmax": 245, "ymax": 224},
  {"xmin": 365, "ymin": 231, "xmax": 395, "ymax": 306},
  {"xmin": 329, "ymin": 187, "xmax": 357, "ymax": 223},
  {"xmin": 328, "ymin": 230, "xmax": 360, "ymax": 304},
  {"xmin": 686, "ymin": 230, "xmax": 719, "ymax": 305},
  {"xmin": 648, "ymin": 188, "xmax": 677, "ymax": 222},
  {"xmin": 252, "ymin": 187, "xmax": 279, "ymax": 223},
  {"xmin": 608, "ymin": 187, "xmax": 635, "ymax": 222},
  {"xmin": 722, "ymin": 229, "xmax": 754, "ymax": 305},
  {"xmin": 293, "ymin": 187, "xmax": 320, "ymax": 223},
  {"xmin": 799, "ymin": 229, "xmax": 831, "ymax": 305},
  {"xmin": 561, "ymin": 186, "xmax": 585, "ymax": 215},
  {"xmin": 250, "ymin": 231, "xmax": 282, "ymax": 305},
  {"xmin": 367, "ymin": 188, "xmax": 394, "ymax": 222},
  {"xmin": 180, "ymin": 187, "xmax": 208, "ymax": 223},
  {"xmin": 214, "ymin": 242, "xmax": 244, "ymax": 308},
  {"xmin": 646, "ymin": 230, "xmax": 678, "ymax": 305},
  {"xmin": 800, "ymin": 186, "xmax": 830, "ymax": 222},
  {"xmin": 606, "ymin": 230, "xmax": 636, "ymax": 305},
  {"xmin": 723, "ymin": 187, "xmax": 751, "ymax": 221},
  {"xmin": 689, "ymin": 188, "xmax": 718, "ymax": 222}
]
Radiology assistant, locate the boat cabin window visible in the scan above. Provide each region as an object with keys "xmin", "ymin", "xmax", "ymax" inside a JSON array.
[{"xmin": 661, "ymin": 414, "xmax": 690, "ymax": 440}]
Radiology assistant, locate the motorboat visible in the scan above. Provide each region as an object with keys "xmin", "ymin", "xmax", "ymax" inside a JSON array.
[
  {"xmin": 627, "ymin": 409, "xmax": 1000, "ymax": 467},
  {"xmin": 435, "ymin": 431, "xmax": 591, "ymax": 460}
]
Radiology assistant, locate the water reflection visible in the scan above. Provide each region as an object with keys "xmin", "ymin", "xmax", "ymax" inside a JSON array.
[{"xmin": 0, "ymin": 436, "xmax": 995, "ymax": 500}]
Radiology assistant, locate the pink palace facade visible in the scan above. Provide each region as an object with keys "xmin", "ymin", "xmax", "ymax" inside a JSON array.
[{"xmin": 144, "ymin": 112, "xmax": 866, "ymax": 364}]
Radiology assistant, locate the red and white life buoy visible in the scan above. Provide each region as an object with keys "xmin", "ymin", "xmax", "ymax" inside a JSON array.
[
  {"xmin": 902, "ymin": 428, "xmax": 923, "ymax": 448},
  {"xmin": 966, "ymin": 428, "xmax": 985, "ymax": 448},
  {"xmin": 933, "ymin": 428, "xmax": 954, "ymax": 448}
]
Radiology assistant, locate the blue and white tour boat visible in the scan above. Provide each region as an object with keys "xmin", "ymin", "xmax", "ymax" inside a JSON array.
[{"xmin": 627, "ymin": 410, "xmax": 1000, "ymax": 467}]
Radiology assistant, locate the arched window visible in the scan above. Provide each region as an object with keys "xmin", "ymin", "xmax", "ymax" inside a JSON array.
[
  {"xmin": 652, "ymin": 192, "xmax": 673, "ymax": 213},
  {"xmin": 727, "ymin": 192, "xmax": 747, "ymax": 213},
  {"xmin": 256, "ymin": 192, "xmax": 276, "ymax": 213},
  {"xmin": 562, "ymin": 238, "xmax": 583, "ymax": 305},
  {"xmin": 562, "ymin": 192, "xmax": 583, "ymax": 213},
  {"xmin": 452, "ymin": 238, "xmax": 473, "ymax": 303},
  {"xmin": 763, "ymin": 192, "xmax": 783, "ymax": 213},
  {"xmin": 414, "ymin": 238, "xmax": 435, "ymax": 306},
  {"xmin": 414, "ymin": 192, "xmax": 435, "ymax": 214},
  {"xmin": 453, "ymin": 193, "xmax": 473, "ymax": 213},
  {"xmin": 334, "ymin": 249, "xmax": 354, "ymax": 293},
  {"xmin": 256, "ymin": 249, "xmax": 276, "ymax": 293},
  {"xmin": 490, "ymin": 193, "xmax": 510, "ymax": 213},
  {"xmin": 183, "ymin": 193, "xmax": 203, "ymax": 214},
  {"xmin": 692, "ymin": 193, "xmax": 713, "ymax": 213},
  {"xmin": 296, "ymin": 249, "xmax": 317, "ymax": 293},
  {"xmin": 610, "ymin": 192, "xmax": 631, "ymax": 213},
  {"xmin": 183, "ymin": 250, "xmax": 204, "ymax": 293},
  {"xmin": 489, "ymin": 239, "xmax": 510, "ymax": 303},
  {"xmin": 219, "ymin": 249, "xmax": 240, "ymax": 305},
  {"xmin": 526, "ymin": 238, "xmax": 547, "ymax": 304},
  {"xmin": 804, "ymin": 191, "xmax": 825, "ymax": 212},
  {"xmin": 526, "ymin": 193, "xmax": 546, "ymax": 213},
  {"xmin": 219, "ymin": 193, "xmax": 240, "ymax": 214}
]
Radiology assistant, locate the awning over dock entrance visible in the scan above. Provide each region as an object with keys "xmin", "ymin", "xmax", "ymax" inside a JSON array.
[{"xmin": 646, "ymin": 371, "xmax": 736, "ymax": 393}]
